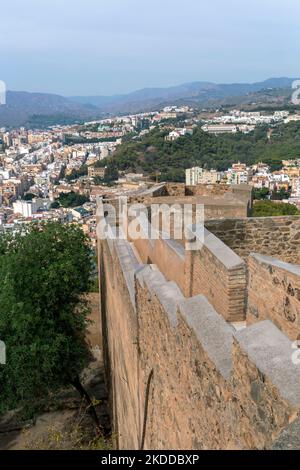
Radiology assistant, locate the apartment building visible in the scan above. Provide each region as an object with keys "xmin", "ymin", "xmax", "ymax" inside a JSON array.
[
  {"xmin": 185, "ymin": 167, "xmax": 203, "ymax": 186},
  {"xmin": 88, "ymin": 166, "xmax": 106, "ymax": 179}
]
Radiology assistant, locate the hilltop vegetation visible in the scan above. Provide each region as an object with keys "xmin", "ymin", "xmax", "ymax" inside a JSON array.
[
  {"xmin": 56, "ymin": 191, "xmax": 90, "ymax": 208},
  {"xmin": 99, "ymin": 121, "xmax": 300, "ymax": 182},
  {"xmin": 251, "ymin": 200, "xmax": 300, "ymax": 217}
]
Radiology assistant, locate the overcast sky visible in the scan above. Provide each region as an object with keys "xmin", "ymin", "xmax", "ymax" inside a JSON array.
[{"xmin": 0, "ymin": 0, "xmax": 299, "ymax": 96}]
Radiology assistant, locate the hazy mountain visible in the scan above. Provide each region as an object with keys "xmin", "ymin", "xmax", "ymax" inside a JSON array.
[
  {"xmin": 0, "ymin": 91, "xmax": 101, "ymax": 128},
  {"xmin": 71, "ymin": 81, "xmax": 215, "ymax": 107},
  {"xmin": 0, "ymin": 78, "xmax": 297, "ymax": 128},
  {"xmin": 70, "ymin": 77, "xmax": 297, "ymax": 111}
]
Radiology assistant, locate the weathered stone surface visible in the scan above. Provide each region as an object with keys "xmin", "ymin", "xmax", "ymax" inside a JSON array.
[
  {"xmin": 272, "ymin": 415, "xmax": 300, "ymax": 450},
  {"xmin": 186, "ymin": 227, "xmax": 247, "ymax": 322},
  {"xmin": 247, "ymin": 253, "xmax": 300, "ymax": 340},
  {"xmin": 97, "ymin": 196, "xmax": 300, "ymax": 450},
  {"xmin": 179, "ymin": 295, "xmax": 233, "ymax": 379},
  {"xmin": 235, "ymin": 321, "xmax": 300, "ymax": 407},
  {"xmin": 206, "ymin": 216, "xmax": 300, "ymax": 264}
]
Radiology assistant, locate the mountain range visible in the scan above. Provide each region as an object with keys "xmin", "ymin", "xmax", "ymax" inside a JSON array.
[{"xmin": 0, "ymin": 77, "xmax": 298, "ymax": 128}]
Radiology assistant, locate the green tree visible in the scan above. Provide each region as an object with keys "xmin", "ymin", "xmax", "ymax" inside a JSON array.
[
  {"xmin": 0, "ymin": 223, "xmax": 98, "ymax": 427},
  {"xmin": 58, "ymin": 191, "xmax": 90, "ymax": 208},
  {"xmin": 50, "ymin": 200, "xmax": 60, "ymax": 209},
  {"xmin": 65, "ymin": 165, "xmax": 88, "ymax": 182},
  {"xmin": 104, "ymin": 162, "xmax": 119, "ymax": 183},
  {"xmin": 93, "ymin": 176, "xmax": 104, "ymax": 186},
  {"xmin": 253, "ymin": 187, "xmax": 270, "ymax": 200},
  {"xmin": 271, "ymin": 187, "xmax": 291, "ymax": 200},
  {"xmin": 23, "ymin": 193, "xmax": 36, "ymax": 201},
  {"xmin": 252, "ymin": 200, "xmax": 300, "ymax": 217}
]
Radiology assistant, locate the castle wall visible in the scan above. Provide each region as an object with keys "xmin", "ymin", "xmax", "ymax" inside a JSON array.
[
  {"xmin": 149, "ymin": 200, "xmax": 248, "ymax": 222},
  {"xmin": 165, "ymin": 182, "xmax": 186, "ymax": 197},
  {"xmin": 97, "ymin": 196, "xmax": 300, "ymax": 450},
  {"xmin": 202, "ymin": 203, "xmax": 247, "ymax": 220},
  {"xmin": 99, "ymin": 234, "xmax": 300, "ymax": 450},
  {"xmin": 205, "ymin": 216, "xmax": 300, "ymax": 264},
  {"xmin": 131, "ymin": 224, "xmax": 247, "ymax": 320},
  {"xmin": 247, "ymin": 253, "xmax": 300, "ymax": 341},
  {"xmin": 185, "ymin": 183, "xmax": 252, "ymax": 208},
  {"xmin": 186, "ymin": 183, "xmax": 232, "ymax": 197},
  {"xmin": 185, "ymin": 228, "xmax": 247, "ymax": 321},
  {"xmin": 86, "ymin": 293, "xmax": 102, "ymax": 356},
  {"xmin": 136, "ymin": 274, "xmax": 299, "ymax": 449},
  {"xmin": 136, "ymin": 285, "xmax": 235, "ymax": 449},
  {"xmin": 128, "ymin": 216, "xmax": 186, "ymax": 290},
  {"xmin": 99, "ymin": 238, "xmax": 142, "ymax": 449},
  {"xmin": 231, "ymin": 321, "xmax": 299, "ymax": 449},
  {"xmin": 151, "ymin": 238, "xmax": 185, "ymax": 291},
  {"xmin": 133, "ymin": 236, "xmax": 186, "ymax": 292}
]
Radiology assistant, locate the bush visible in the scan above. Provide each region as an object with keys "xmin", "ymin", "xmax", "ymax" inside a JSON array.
[{"xmin": 251, "ymin": 200, "xmax": 300, "ymax": 217}]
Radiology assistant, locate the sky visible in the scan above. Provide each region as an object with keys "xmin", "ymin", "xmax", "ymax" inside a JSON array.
[{"xmin": 0, "ymin": 0, "xmax": 299, "ymax": 96}]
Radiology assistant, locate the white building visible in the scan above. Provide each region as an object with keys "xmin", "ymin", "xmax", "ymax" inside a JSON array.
[
  {"xmin": 13, "ymin": 200, "xmax": 36, "ymax": 217},
  {"xmin": 272, "ymin": 174, "xmax": 290, "ymax": 185},
  {"xmin": 13, "ymin": 198, "xmax": 51, "ymax": 217},
  {"xmin": 202, "ymin": 124, "xmax": 237, "ymax": 134},
  {"xmin": 185, "ymin": 167, "xmax": 203, "ymax": 186},
  {"xmin": 166, "ymin": 131, "xmax": 181, "ymax": 141},
  {"xmin": 0, "ymin": 169, "xmax": 11, "ymax": 181},
  {"xmin": 226, "ymin": 170, "xmax": 250, "ymax": 185},
  {"xmin": 199, "ymin": 169, "xmax": 222, "ymax": 184},
  {"xmin": 291, "ymin": 178, "xmax": 300, "ymax": 198}
]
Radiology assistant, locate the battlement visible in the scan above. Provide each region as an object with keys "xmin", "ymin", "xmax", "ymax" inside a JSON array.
[
  {"xmin": 205, "ymin": 216, "xmax": 300, "ymax": 264},
  {"xmin": 97, "ymin": 193, "xmax": 300, "ymax": 450},
  {"xmin": 104, "ymin": 182, "xmax": 252, "ymax": 221}
]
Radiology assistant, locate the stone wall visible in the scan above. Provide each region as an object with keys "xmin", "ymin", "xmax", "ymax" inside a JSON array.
[
  {"xmin": 99, "ymin": 236, "xmax": 300, "ymax": 449},
  {"xmin": 186, "ymin": 183, "xmax": 252, "ymax": 209},
  {"xmin": 186, "ymin": 183, "xmax": 233, "ymax": 197},
  {"xmin": 146, "ymin": 198, "xmax": 248, "ymax": 230},
  {"xmin": 99, "ymin": 238, "xmax": 141, "ymax": 449},
  {"xmin": 206, "ymin": 216, "xmax": 300, "ymax": 264},
  {"xmin": 127, "ymin": 182, "xmax": 185, "ymax": 205},
  {"xmin": 201, "ymin": 202, "xmax": 248, "ymax": 220},
  {"xmin": 185, "ymin": 228, "xmax": 247, "ymax": 321},
  {"xmin": 97, "ymin": 197, "xmax": 300, "ymax": 450},
  {"xmin": 247, "ymin": 253, "xmax": 300, "ymax": 341},
  {"xmin": 86, "ymin": 293, "xmax": 102, "ymax": 358},
  {"xmin": 165, "ymin": 182, "xmax": 186, "ymax": 197},
  {"xmin": 131, "ymin": 222, "xmax": 247, "ymax": 320},
  {"xmin": 231, "ymin": 321, "xmax": 300, "ymax": 449},
  {"xmin": 132, "ymin": 236, "xmax": 186, "ymax": 293},
  {"xmin": 136, "ymin": 284, "xmax": 234, "ymax": 449},
  {"xmin": 136, "ymin": 274, "xmax": 299, "ymax": 449}
]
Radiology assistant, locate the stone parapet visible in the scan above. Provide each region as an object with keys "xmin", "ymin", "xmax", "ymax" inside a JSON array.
[
  {"xmin": 247, "ymin": 253, "xmax": 300, "ymax": 340},
  {"xmin": 97, "ymin": 195, "xmax": 300, "ymax": 450}
]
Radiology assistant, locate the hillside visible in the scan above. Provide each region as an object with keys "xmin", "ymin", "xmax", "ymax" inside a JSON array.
[
  {"xmin": 0, "ymin": 91, "xmax": 102, "ymax": 128},
  {"xmin": 0, "ymin": 77, "xmax": 298, "ymax": 128},
  {"xmin": 99, "ymin": 121, "xmax": 300, "ymax": 181},
  {"xmin": 70, "ymin": 77, "xmax": 297, "ymax": 113}
]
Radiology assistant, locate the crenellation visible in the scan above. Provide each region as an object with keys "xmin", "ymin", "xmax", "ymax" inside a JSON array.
[
  {"xmin": 234, "ymin": 321, "xmax": 300, "ymax": 407},
  {"xmin": 178, "ymin": 295, "xmax": 233, "ymax": 380},
  {"xmin": 98, "ymin": 187, "xmax": 300, "ymax": 450}
]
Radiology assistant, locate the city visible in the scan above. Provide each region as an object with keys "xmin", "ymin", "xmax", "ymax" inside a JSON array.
[
  {"xmin": 1, "ymin": 105, "xmax": 300, "ymax": 240},
  {"xmin": 1, "ymin": 0, "xmax": 300, "ymax": 460}
]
